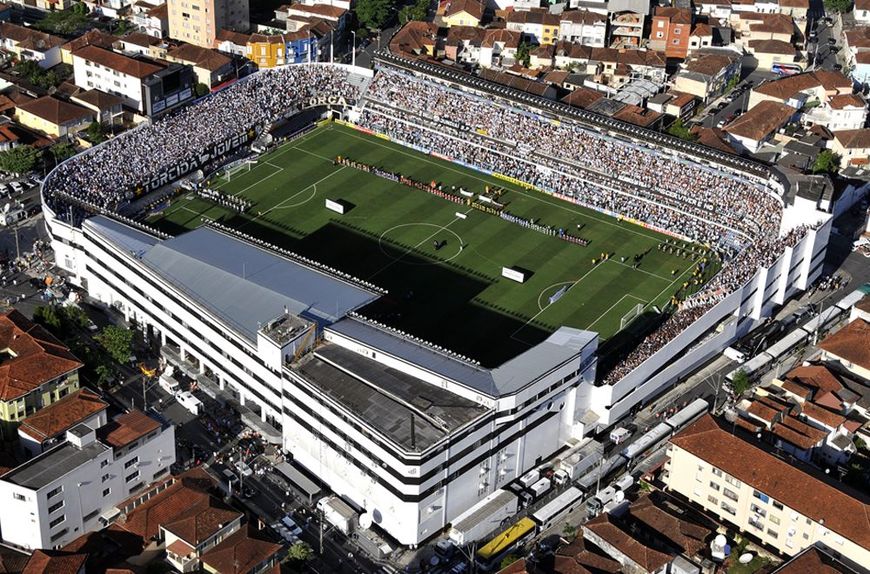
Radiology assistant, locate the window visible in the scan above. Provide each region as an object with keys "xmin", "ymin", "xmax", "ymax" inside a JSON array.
[
  {"xmin": 103, "ymin": 488, "xmax": 111, "ymax": 497},
  {"xmin": 724, "ymin": 475, "xmax": 741, "ymax": 487},
  {"xmin": 803, "ymin": 532, "xmax": 810, "ymax": 540},
  {"xmin": 49, "ymin": 515, "xmax": 65, "ymax": 529},
  {"xmin": 712, "ymin": 468, "xmax": 723, "ymax": 477},
  {"xmin": 767, "ymin": 528, "xmax": 778, "ymax": 539},
  {"xmin": 47, "ymin": 486, "xmax": 63, "ymax": 499},
  {"xmin": 720, "ymin": 501, "xmax": 737, "ymax": 516},
  {"xmin": 723, "ymin": 488, "xmax": 738, "ymax": 502},
  {"xmin": 48, "ymin": 501, "xmax": 64, "ymax": 514},
  {"xmin": 753, "ymin": 490, "xmax": 770, "ymax": 503},
  {"xmin": 770, "ymin": 515, "xmax": 781, "ymax": 525},
  {"xmin": 805, "ymin": 518, "xmax": 812, "ymax": 525},
  {"xmin": 125, "ymin": 470, "xmax": 139, "ymax": 483},
  {"xmin": 772, "ymin": 501, "xmax": 783, "ymax": 510},
  {"xmin": 707, "ymin": 495, "xmax": 718, "ymax": 505},
  {"xmin": 124, "ymin": 457, "xmax": 139, "ymax": 469},
  {"xmin": 709, "ymin": 481, "xmax": 720, "ymax": 491},
  {"xmin": 102, "ymin": 473, "xmax": 110, "ymax": 483},
  {"xmin": 750, "ymin": 504, "xmax": 767, "ymax": 517},
  {"xmin": 13, "ymin": 493, "xmax": 26, "ymax": 501},
  {"xmin": 83, "ymin": 510, "xmax": 99, "ymax": 522},
  {"xmin": 50, "ymin": 528, "xmax": 68, "ymax": 542}
]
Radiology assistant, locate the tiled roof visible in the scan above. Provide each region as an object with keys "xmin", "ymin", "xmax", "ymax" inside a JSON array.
[
  {"xmin": 583, "ymin": 513, "xmax": 673, "ymax": 572},
  {"xmin": 147, "ymin": 2, "xmax": 168, "ymax": 18},
  {"xmin": 215, "ymin": 29, "xmax": 251, "ymax": 46},
  {"xmin": 799, "ymin": 400, "xmax": 846, "ymax": 428},
  {"xmin": 446, "ymin": 25, "xmax": 485, "ymax": 46},
  {"xmin": 629, "ymin": 495, "xmax": 710, "ymax": 556},
  {"xmin": 0, "ymin": 544, "xmax": 28, "ymax": 574},
  {"xmin": 72, "ymin": 45, "xmax": 163, "ymax": 79},
  {"xmin": 753, "ymin": 70, "xmax": 850, "ymax": 100},
  {"xmin": 560, "ymin": 9, "xmax": 606, "ymax": 25},
  {"xmin": 654, "ymin": 6, "xmax": 692, "ymax": 24},
  {"xmin": 72, "ymin": 89, "xmax": 124, "ymax": 111},
  {"xmin": 286, "ymin": 3, "xmax": 347, "ymax": 19},
  {"xmin": 845, "ymin": 26, "xmax": 870, "ymax": 49},
  {"xmin": 389, "ymin": 21, "xmax": 440, "ymax": 55},
  {"xmin": 200, "ymin": 528, "xmax": 282, "ymax": 574},
  {"xmin": 748, "ymin": 39, "xmax": 797, "ymax": 55},
  {"xmin": 0, "ymin": 309, "xmax": 82, "ymax": 401},
  {"xmin": 22, "ymin": 550, "xmax": 87, "ymax": 574},
  {"xmin": 483, "ymin": 28, "xmax": 521, "ymax": 48},
  {"xmin": 670, "ymin": 415, "xmax": 870, "ymax": 549},
  {"xmin": 691, "ymin": 126, "xmax": 738, "ymax": 154},
  {"xmin": 779, "ymin": 0, "xmax": 809, "ymax": 7},
  {"xmin": 444, "ymin": 0, "xmax": 484, "ymax": 20},
  {"xmin": 773, "ymin": 546, "xmax": 862, "ymax": 574},
  {"xmin": 61, "ymin": 524, "xmax": 145, "ymax": 574},
  {"xmin": 613, "ymin": 104, "xmax": 662, "ymax": 128},
  {"xmin": 167, "ymin": 44, "xmax": 231, "ymax": 72},
  {"xmin": 819, "ymin": 318, "xmax": 870, "ymax": 371},
  {"xmin": 161, "ymin": 497, "xmax": 242, "ymax": 546},
  {"xmin": 829, "ymin": 93, "xmax": 867, "ymax": 108},
  {"xmin": 691, "ymin": 23, "xmax": 713, "ymax": 37},
  {"xmin": 747, "ymin": 13, "xmax": 795, "ymax": 36},
  {"xmin": 0, "ymin": 23, "xmax": 64, "ymax": 52},
  {"xmin": 561, "ymin": 87, "xmax": 604, "ymax": 109},
  {"xmin": 833, "ymin": 128, "xmax": 870, "ymax": 149},
  {"xmin": 724, "ymin": 100, "xmax": 795, "ymax": 142},
  {"xmin": 18, "ymin": 388, "xmax": 107, "ymax": 443},
  {"xmin": 683, "ymin": 52, "xmax": 738, "ymax": 78},
  {"xmin": 118, "ymin": 32, "xmax": 161, "ymax": 48},
  {"xmin": 17, "ymin": 96, "xmax": 93, "ymax": 128},
  {"xmin": 98, "ymin": 410, "xmax": 160, "ymax": 448},
  {"xmin": 773, "ymin": 415, "xmax": 827, "ymax": 450},
  {"xmin": 117, "ymin": 469, "xmax": 216, "ymax": 540},
  {"xmin": 166, "ymin": 539, "xmax": 194, "ymax": 557},
  {"xmin": 784, "ymin": 364, "xmax": 843, "ymax": 396},
  {"xmin": 506, "ymin": 8, "xmax": 560, "ymax": 27},
  {"xmin": 857, "ymin": 0, "xmax": 870, "ymax": 10}
]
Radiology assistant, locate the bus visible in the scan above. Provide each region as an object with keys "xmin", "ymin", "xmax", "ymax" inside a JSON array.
[
  {"xmin": 475, "ymin": 517, "xmax": 536, "ymax": 571},
  {"xmin": 530, "ymin": 486, "xmax": 584, "ymax": 531}
]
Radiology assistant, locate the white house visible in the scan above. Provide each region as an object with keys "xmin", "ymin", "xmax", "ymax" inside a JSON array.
[
  {"xmin": 856, "ymin": 0, "xmax": 870, "ymax": 25},
  {"xmin": 72, "ymin": 45, "xmax": 164, "ymax": 112},
  {"xmin": 559, "ymin": 9, "xmax": 607, "ymax": 47},
  {"xmin": 0, "ymin": 411, "xmax": 175, "ymax": 550}
]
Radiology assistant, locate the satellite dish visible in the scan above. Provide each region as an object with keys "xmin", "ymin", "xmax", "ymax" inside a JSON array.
[
  {"xmin": 359, "ymin": 513, "xmax": 373, "ymax": 530},
  {"xmin": 739, "ymin": 553, "xmax": 754, "ymax": 564},
  {"xmin": 3, "ymin": 203, "xmax": 9, "ymax": 213},
  {"xmin": 614, "ymin": 490, "xmax": 625, "ymax": 503},
  {"xmin": 715, "ymin": 534, "xmax": 727, "ymax": 546}
]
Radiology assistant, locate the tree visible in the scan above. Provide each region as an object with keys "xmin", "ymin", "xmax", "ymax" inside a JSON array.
[
  {"xmin": 813, "ymin": 150, "xmax": 841, "ymax": 175},
  {"xmin": 33, "ymin": 305, "xmax": 63, "ymax": 331},
  {"xmin": 286, "ymin": 541, "xmax": 314, "ymax": 562},
  {"xmin": 355, "ymin": 0, "xmax": 393, "ymax": 31},
  {"xmin": 94, "ymin": 363, "xmax": 116, "ymax": 389},
  {"xmin": 36, "ymin": 8, "xmax": 90, "ymax": 35},
  {"xmin": 823, "ymin": 0, "xmax": 851, "ymax": 13},
  {"xmin": 50, "ymin": 143, "xmax": 78, "ymax": 163},
  {"xmin": 95, "ymin": 325, "xmax": 134, "ymax": 364},
  {"xmin": 516, "ymin": 41, "xmax": 531, "ymax": 67},
  {"xmin": 731, "ymin": 369, "xmax": 750, "ymax": 397},
  {"xmin": 562, "ymin": 523, "xmax": 577, "ymax": 538},
  {"xmin": 195, "ymin": 83, "xmax": 210, "ymax": 97},
  {"xmin": 12, "ymin": 60, "xmax": 60, "ymax": 89},
  {"xmin": 0, "ymin": 145, "xmax": 39, "ymax": 175},
  {"xmin": 399, "ymin": 0, "xmax": 428, "ymax": 24},
  {"xmin": 499, "ymin": 554, "xmax": 520, "ymax": 570},
  {"xmin": 85, "ymin": 121, "xmax": 107, "ymax": 144},
  {"xmin": 666, "ymin": 119, "xmax": 697, "ymax": 141}
]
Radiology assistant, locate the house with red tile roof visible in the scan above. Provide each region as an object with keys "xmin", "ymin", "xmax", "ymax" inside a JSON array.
[
  {"xmin": 0, "ymin": 309, "xmax": 82, "ymax": 433},
  {"xmin": 200, "ymin": 527, "xmax": 282, "ymax": 574},
  {"xmin": 21, "ymin": 549, "xmax": 86, "ymax": 574},
  {"xmin": 664, "ymin": 414, "xmax": 870, "ymax": 564},
  {"xmin": 17, "ymin": 388, "xmax": 108, "ymax": 456},
  {"xmin": 820, "ymin": 319, "xmax": 870, "ymax": 381}
]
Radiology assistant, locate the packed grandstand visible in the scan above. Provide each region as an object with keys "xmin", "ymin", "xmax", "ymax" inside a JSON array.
[{"xmin": 41, "ymin": 58, "xmax": 816, "ymax": 387}]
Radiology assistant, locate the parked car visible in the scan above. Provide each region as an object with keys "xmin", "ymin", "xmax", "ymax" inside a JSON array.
[
  {"xmin": 828, "ymin": 37, "xmax": 837, "ymax": 45},
  {"xmin": 833, "ymin": 63, "xmax": 843, "ymax": 70}
]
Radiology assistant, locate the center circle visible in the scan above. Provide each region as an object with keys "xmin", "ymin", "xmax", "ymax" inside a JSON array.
[{"xmin": 378, "ymin": 223, "xmax": 464, "ymax": 265}]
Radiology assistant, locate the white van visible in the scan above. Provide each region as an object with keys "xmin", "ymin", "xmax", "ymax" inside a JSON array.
[{"xmin": 723, "ymin": 347, "xmax": 746, "ymax": 363}]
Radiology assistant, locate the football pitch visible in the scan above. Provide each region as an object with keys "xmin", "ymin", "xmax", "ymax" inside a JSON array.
[{"xmin": 148, "ymin": 123, "xmax": 717, "ymax": 367}]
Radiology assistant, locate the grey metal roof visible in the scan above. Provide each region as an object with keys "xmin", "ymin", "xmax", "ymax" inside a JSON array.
[
  {"xmin": 92, "ymin": 220, "xmax": 379, "ymax": 342},
  {"xmin": 85, "ymin": 215, "xmax": 158, "ymax": 257},
  {"xmin": 2, "ymin": 441, "xmax": 109, "ymax": 490},
  {"xmin": 327, "ymin": 318, "xmax": 595, "ymax": 397}
]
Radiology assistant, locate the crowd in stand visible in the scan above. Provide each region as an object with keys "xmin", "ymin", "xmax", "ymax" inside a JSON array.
[
  {"xmin": 44, "ymin": 65, "xmax": 359, "ymax": 216},
  {"xmin": 363, "ymin": 69, "xmax": 782, "ymax": 241}
]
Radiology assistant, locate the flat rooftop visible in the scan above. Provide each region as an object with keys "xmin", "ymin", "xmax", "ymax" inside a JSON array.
[
  {"xmin": 294, "ymin": 343, "xmax": 486, "ymax": 452},
  {"xmin": 328, "ymin": 318, "xmax": 596, "ymax": 397},
  {"xmin": 2, "ymin": 441, "xmax": 109, "ymax": 490}
]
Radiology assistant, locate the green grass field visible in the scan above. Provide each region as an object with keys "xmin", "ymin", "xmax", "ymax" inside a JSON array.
[{"xmin": 148, "ymin": 123, "xmax": 717, "ymax": 366}]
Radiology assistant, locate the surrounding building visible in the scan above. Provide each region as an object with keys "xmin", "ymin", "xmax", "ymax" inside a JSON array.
[
  {"xmin": 17, "ymin": 388, "xmax": 108, "ymax": 457},
  {"xmin": 0, "ymin": 411, "xmax": 175, "ymax": 550},
  {"xmin": 246, "ymin": 32, "xmax": 317, "ymax": 67},
  {"xmin": 664, "ymin": 414, "xmax": 870, "ymax": 566},
  {"xmin": 168, "ymin": 0, "xmax": 249, "ymax": 48},
  {"xmin": 558, "ymin": 9, "xmax": 607, "ymax": 47},
  {"xmin": 442, "ymin": 0, "xmax": 485, "ymax": 28},
  {"xmin": 0, "ymin": 310, "xmax": 82, "ymax": 434},
  {"xmin": 724, "ymin": 100, "xmax": 796, "ymax": 153},
  {"xmin": 506, "ymin": 8, "xmax": 561, "ymax": 45},
  {"xmin": 818, "ymin": 319, "xmax": 870, "ymax": 381},
  {"xmin": 608, "ymin": 0, "xmax": 650, "ymax": 49},
  {"xmin": 673, "ymin": 49, "xmax": 742, "ymax": 101},
  {"xmin": 14, "ymin": 96, "xmax": 95, "ymax": 139},
  {"xmin": 0, "ymin": 23, "xmax": 64, "ymax": 68},
  {"xmin": 650, "ymin": 6, "xmax": 692, "ymax": 59},
  {"xmin": 165, "ymin": 43, "xmax": 234, "ymax": 88},
  {"xmin": 71, "ymin": 46, "xmax": 195, "ymax": 117},
  {"xmin": 831, "ymin": 129, "xmax": 870, "ymax": 167}
]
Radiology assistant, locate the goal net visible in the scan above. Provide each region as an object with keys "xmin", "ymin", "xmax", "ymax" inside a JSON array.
[
  {"xmin": 620, "ymin": 303, "xmax": 644, "ymax": 330},
  {"xmin": 223, "ymin": 161, "xmax": 251, "ymax": 181}
]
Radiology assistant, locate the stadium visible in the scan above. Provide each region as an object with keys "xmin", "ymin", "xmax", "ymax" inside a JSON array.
[{"xmin": 41, "ymin": 54, "xmax": 833, "ymax": 546}]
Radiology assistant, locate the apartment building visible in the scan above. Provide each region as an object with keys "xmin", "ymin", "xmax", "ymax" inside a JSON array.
[
  {"xmin": 664, "ymin": 415, "xmax": 870, "ymax": 566},
  {"xmin": 649, "ymin": 6, "xmax": 692, "ymax": 59},
  {"xmin": 168, "ymin": 0, "xmax": 249, "ymax": 48},
  {"xmin": 0, "ymin": 411, "xmax": 175, "ymax": 550}
]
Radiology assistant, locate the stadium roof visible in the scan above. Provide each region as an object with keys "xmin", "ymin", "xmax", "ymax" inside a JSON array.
[
  {"xmin": 327, "ymin": 318, "xmax": 596, "ymax": 397},
  {"xmin": 85, "ymin": 217, "xmax": 379, "ymax": 342}
]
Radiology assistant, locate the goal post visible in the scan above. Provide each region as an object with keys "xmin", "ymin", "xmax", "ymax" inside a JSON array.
[
  {"xmin": 223, "ymin": 161, "xmax": 251, "ymax": 182},
  {"xmin": 620, "ymin": 303, "xmax": 644, "ymax": 330}
]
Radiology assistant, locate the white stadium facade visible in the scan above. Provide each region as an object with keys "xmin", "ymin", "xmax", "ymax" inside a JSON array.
[{"xmin": 41, "ymin": 54, "xmax": 833, "ymax": 546}]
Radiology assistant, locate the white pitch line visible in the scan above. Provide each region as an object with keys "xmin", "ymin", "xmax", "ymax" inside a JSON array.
[
  {"xmin": 242, "ymin": 167, "xmax": 347, "ymax": 225},
  {"xmin": 607, "ymin": 258, "xmax": 673, "ymax": 282},
  {"xmin": 510, "ymin": 263, "xmax": 603, "ymax": 338},
  {"xmin": 645, "ymin": 263, "xmax": 696, "ymax": 312},
  {"xmin": 230, "ymin": 164, "xmax": 284, "ymax": 197}
]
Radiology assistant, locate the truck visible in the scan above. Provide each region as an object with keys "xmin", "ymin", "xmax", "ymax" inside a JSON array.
[
  {"xmin": 449, "ymin": 489, "xmax": 518, "ymax": 546},
  {"xmin": 518, "ymin": 469, "xmax": 540, "ymax": 489},
  {"xmin": 585, "ymin": 485, "xmax": 617, "ymax": 518},
  {"xmin": 609, "ymin": 427, "xmax": 631, "ymax": 445},
  {"xmin": 317, "ymin": 495, "xmax": 356, "ymax": 536},
  {"xmin": 176, "ymin": 391, "xmax": 203, "ymax": 416},
  {"xmin": 560, "ymin": 442, "xmax": 603, "ymax": 481},
  {"xmin": 159, "ymin": 366, "xmax": 181, "ymax": 394}
]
